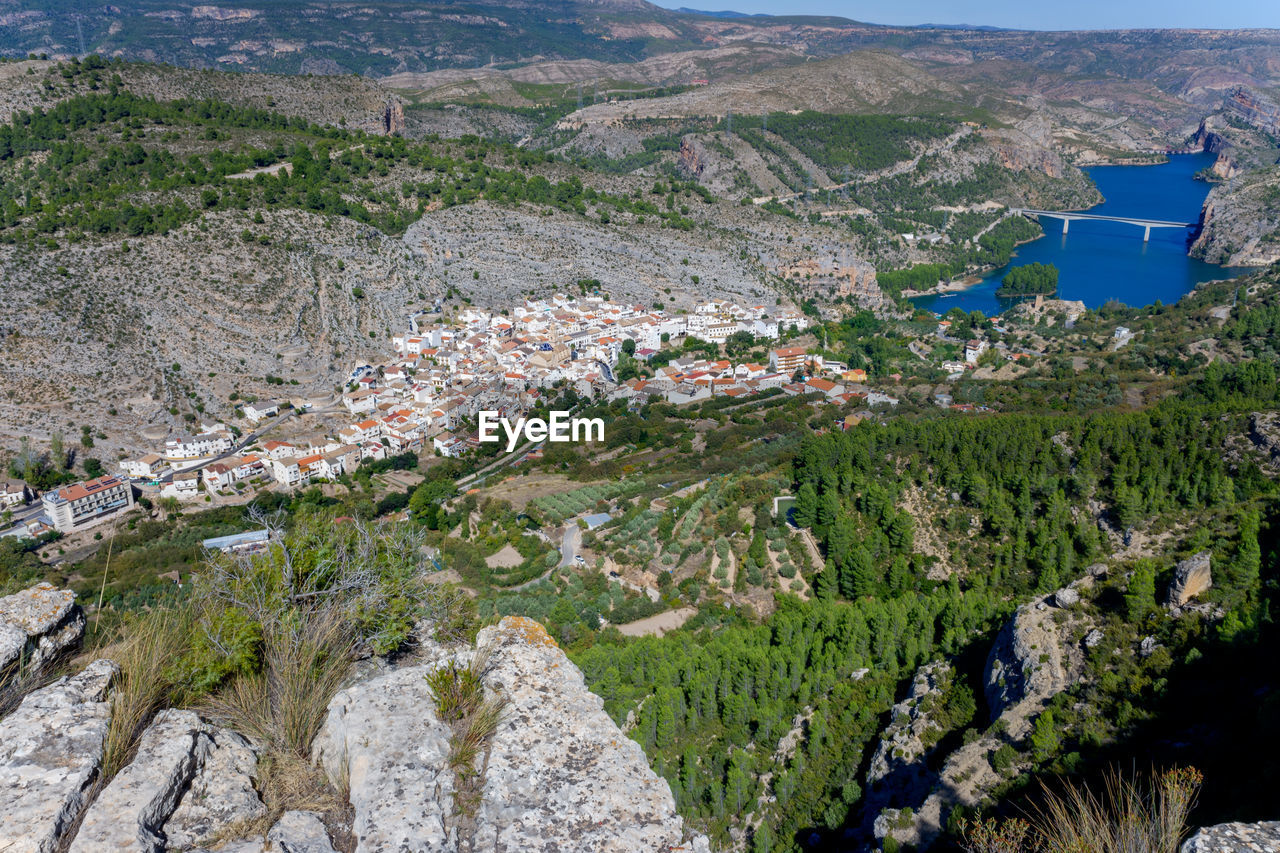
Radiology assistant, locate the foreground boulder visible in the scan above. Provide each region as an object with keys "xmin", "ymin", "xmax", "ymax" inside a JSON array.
[
  {"xmin": 313, "ymin": 659, "xmax": 457, "ymax": 852},
  {"xmin": 0, "ymin": 658, "xmax": 118, "ymax": 853},
  {"xmin": 163, "ymin": 728, "xmax": 267, "ymax": 849},
  {"xmin": 71, "ymin": 709, "xmax": 211, "ymax": 853},
  {"xmin": 0, "ymin": 582, "xmax": 85, "ymax": 673},
  {"xmin": 473, "ymin": 616, "xmax": 705, "ymax": 853},
  {"xmin": 1182, "ymin": 820, "xmax": 1280, "ymax": 852},
  {"xmin": 313, "ymin": 615, "xmax": 707, "ymax": 853}
]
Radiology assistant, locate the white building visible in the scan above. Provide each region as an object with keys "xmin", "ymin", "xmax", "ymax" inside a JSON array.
[
  {"xmin": 165, "ymin": 430, "xmax": 233, "ymax": 463},
  {"xmin": 41, "ymin": 475, "xmax": 134, "ymax": 532},
  {"xmin": 1, "ymin": 481, "xmax": 31, "ymax": 507},
  {"xmin": 243, "ymin": 401, "xmax": 281, "ymax": 422},
  {"xmin": 120, "ymin": 453, "xmax": 166, "ymax": 479}
]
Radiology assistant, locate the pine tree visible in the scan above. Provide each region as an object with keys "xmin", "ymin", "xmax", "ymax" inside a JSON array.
[{"xmin": 1125, "ymin": 561, "xmax": 1157, "ymax": 620}]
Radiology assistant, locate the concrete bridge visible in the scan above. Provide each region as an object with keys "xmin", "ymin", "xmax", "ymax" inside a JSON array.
[{"xmin": 1011, "ymin": 207, "xmax": 1199, "ymax": 242}]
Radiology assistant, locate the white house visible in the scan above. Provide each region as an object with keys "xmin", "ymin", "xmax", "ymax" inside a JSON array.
[
  {"xmin": 1, "ymin": 481, "xmax": 31, "ymax": 507},
  {"xmin": 119, "ymin": 453, "xmax": 166, "ymax": 480},
  {"xmin": 243, "ymin": 401, "xmax": 281, "ymax": 422},
  {"xmin": 159, "ymin": 472, "xmax": 200, "ymax": 501},
  {"xmin": 165, "ymin": 430, "xmax": 233, "ymax": 463}
]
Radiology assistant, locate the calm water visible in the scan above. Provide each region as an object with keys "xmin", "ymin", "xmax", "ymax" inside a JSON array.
[{"xmin": 911, "ymin": 152, "xmax": 1247, "ymax": 316}]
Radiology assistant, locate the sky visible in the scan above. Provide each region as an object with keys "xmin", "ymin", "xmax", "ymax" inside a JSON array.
[{"xmin": 653, "ymin": 0, "xmax": 1280, "ymax": 31}]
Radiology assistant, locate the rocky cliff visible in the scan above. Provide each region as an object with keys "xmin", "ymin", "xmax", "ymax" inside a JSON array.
[
  {"xmin": 0, "ymin": 592, "xmax": 707, "ymax": 853},
  {"xmin": 873, "ymin": 579, "xmax": 1095, "ymax": 850}
]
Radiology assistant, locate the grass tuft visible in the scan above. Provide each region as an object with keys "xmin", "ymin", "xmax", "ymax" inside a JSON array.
[{"xmin": 962, "ymin": 766, "xmax": 1203, "ymax": 853}]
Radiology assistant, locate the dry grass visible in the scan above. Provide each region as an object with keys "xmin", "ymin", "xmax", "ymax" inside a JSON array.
[
  {"xmin": 97, "ymin": 605, "xmax": 194, "ymax": 778},
  {"xmin": 0, "ymin": 654, "xmax": 63, "ymax": 721},
  {"xmin": 425, "ymin": 646, "xmax": 508, "ymax": 818},
  {"xmin": 203, "ymin": 610, "xmax": 354, "ymax": 758},
  {"xmin": 962, "ymin": 766, "xmax": 1203, "ymax": 853}
]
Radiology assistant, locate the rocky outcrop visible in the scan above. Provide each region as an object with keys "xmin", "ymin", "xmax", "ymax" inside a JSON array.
[
  {"xmin": 267, "ymin": 811, "xmax": 339, "ymax": 853},
  {"xmin": 1193, "ymin": 116, "xmax": 1232, "ymax": 155},
  {"xmin": 985, "ymin": 583, "xmax": 1090, "ymax": 719},
  {"xmin": 678, "ymin": 136, "xmax": 704, "ymax": 179},
  {"xmin": 863, "ymin": 661, "xmax": 952, "ymax": 844},
  {"xmin": 0, "ymin": 658, "xmax": 118, "ymax": 853},
  {"xmin": 1225, "ymin": 87, "xmax": 1280, "ymax": 138},
  {"xmin": 1182, "ymin": 820, "xmax": 1280, "ymax": 852},
  {"xmin": 0, "ymin": 582, "xmax": 85, "ymax": 673},
  {"xmin": 382, "ymin": 99, "xmax": 406, "ymax": 136},
  {"xmin": 866, "ymin": 661, "xmax": 950, "ymax": 788},
  {"xmin": 153, "ymin": 727, "xmax": 266, "ymax": 849},
  {"xmin": 71, "ymin": 709, "xmax": 211, "ymax": 853},
  {"xmin": 1208, "ymin": 152, "xmax": 1239, "ymax": 181},
  {"xmin": 1248, "ymin": 412, "xmax": 1280, "ymax": 468},
  {"xmin": 312, "ymin": 616, "xmax": 707, "ymax": 853},
  {"xmin": 473, "ymin": 616, "xmax": 704, "ymax": 853},
  {"xmin": 878, "ymin": 584, "xmax": 1094, "ymax": 850},
  {"xmin": 312, "ymin": 658, "xmax": 457, "ymax": 851},
  {"xmin": 1, "ymin": 596, "xmax": 703, "ymax": 853},
  {"xmin": 1166, "ymin": 551, "xmax": 1212, "ymax": 607}
]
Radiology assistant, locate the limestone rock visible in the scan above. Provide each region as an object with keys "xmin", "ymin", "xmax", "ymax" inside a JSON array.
[
  {"xmin": 985, "ymin": 592, "xmax": 1087, "ymax": 720},
  {"xmin": 1084, "ymin": 629, "xmax": 1104, "ymax": 648},
  {"xmin": 1167, "ymin": 552, "xmax": 1212, "ymax": 607},
  {"xmin": 1181, "ymin": 819, "xmax": 1280, "ymax": 852},
  {"xmin": 312, "ymin": 662, "xmax": 456, "ymax": 852},
  {"xmin": 1087, "ymin": 563, "xmax": 1109, "ymax": 578},
  {"xmin": 70, "ymin": 709, "xmax": 210, "ymax": 853},
  {"xmin": 1053, "ymin": 587, "xmax": 1080, "ymax": 608},
  {"xmin": 1139, "ymin": 636, "xmax": 1159, "ymax": 657},
  {"xmin": 0, "ymin": 658, "xmax": 118, "ymax": 853},
  {"xmin": 472, "ymin": 616, "xmax": 705, "ymax": 853},
  {"xmin": 0, "ymin": 621, "xmax": 25, "ymax": 671},
  {"xmin": 267, "ymin": 811, "xmax": 337, "ymax": 853},
  {"xmin": 0, "ymin": 582, "xmax": 84, "ymax": 672},
  {"xmin": 866, "ymin": 661, "xmax": 950, "ymax": 787},
  {"xmin": 164, "ymin": 728, "xmax": 266, "ymax": 850}
]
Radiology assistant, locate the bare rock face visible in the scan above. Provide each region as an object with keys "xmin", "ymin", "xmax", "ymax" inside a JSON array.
[
  {"xmin": 0, "ymin": 658, "xmax": 118, "ymax": 853},
  {"xmin": 985, "ymin": 593, "xmax": 1087, "ymax": 720},
  {"xmin": 312, "ymin": 615, "xmax": 706, "ymax": 853},
  {"xmin": 163, "ymin": 728, "xmax": 266, "ymax": 849},
  {"xmin": 863, "ymin": 661, "xmax": 952, "ymax": 844},
  {"xmin": 0, "ymin": 582, "xmax": 85, "ymax": 672},
  {"xmin": 473, "ymin": 616, "xmax": 705, "ymax": 853},
  {"xmin": 1182, "ymin": 820, "xmax": 1280, "ymax": 852},
  {"xmin": 866, "ymin": 661, "xmax": 950, "ymax": 788},
  {"xmin": 1166, "ymin": 551, "xmax": 1212, "ymax": 607},
  {"xmin": 312, "ymin": 657, "xmax": 457, "ymax": 852},
  {"xmin": 267, "ymin": 810, "xmax": 338, "ymax": 853},
  {"xmin": 71, "ymin": 709, "xmax": 211, "ymax": 853},
  {"xmin": 878, "ymin": 587, "xmax": 1093, "ymax": 850}
]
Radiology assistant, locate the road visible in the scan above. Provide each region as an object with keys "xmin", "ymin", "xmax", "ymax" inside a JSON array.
[
  {"xmin": 504, "ymin": 522, "xmax": 579, "ymax": 591},
  {"xmin": 559, "ymin": 524, "xmax": 581, "ymax": 568}
]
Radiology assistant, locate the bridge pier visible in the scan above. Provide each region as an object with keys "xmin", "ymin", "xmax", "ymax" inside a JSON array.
[
  {"xmin": 1143, "ymin": 225, "xmax": 1150, "ymax": 242},
  {"xmin": 1062, "ymin": 218, "xmax": 1069, "ymax": 235}
]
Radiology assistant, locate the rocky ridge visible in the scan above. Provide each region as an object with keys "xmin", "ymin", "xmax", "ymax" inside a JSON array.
[
  {"xmin": 874, "ymin": 579, "xmax": 1095, "ymax": 849},
  {"xmin": 0, "ymin": 581, "xmax": 84, "ymax": 673},
  {"xmin": 0, "ymin": 592, "xmax": 706, "ymax": 853}
]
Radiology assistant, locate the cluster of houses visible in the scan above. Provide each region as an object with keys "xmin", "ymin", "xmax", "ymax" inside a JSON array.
[
  {"xmin": 101, "ymin": 294, "xmax": 825, "ymax": 500},
  {"xmin": 611, "ymin": 347, "xmax": 900, "ymax": 408},
  {"xmin": 348, "ymin": 295, "xmax": 814, "ymax": 456}
]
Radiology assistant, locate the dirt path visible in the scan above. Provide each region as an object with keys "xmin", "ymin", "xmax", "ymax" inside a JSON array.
[{"xmin": 616, "ymin": 607, "xmax": 696, "ymax": 637}]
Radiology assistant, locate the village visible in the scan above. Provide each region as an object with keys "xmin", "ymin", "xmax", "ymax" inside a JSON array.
[{"xmin": 0, "ymin": 291, "xmax": 1035, "ymax": 542}]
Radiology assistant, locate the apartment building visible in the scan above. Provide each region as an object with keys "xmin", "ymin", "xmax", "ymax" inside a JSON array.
[{"xmin": 41, "ymin": 475, "xmax": 134, "ymax": 533}]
